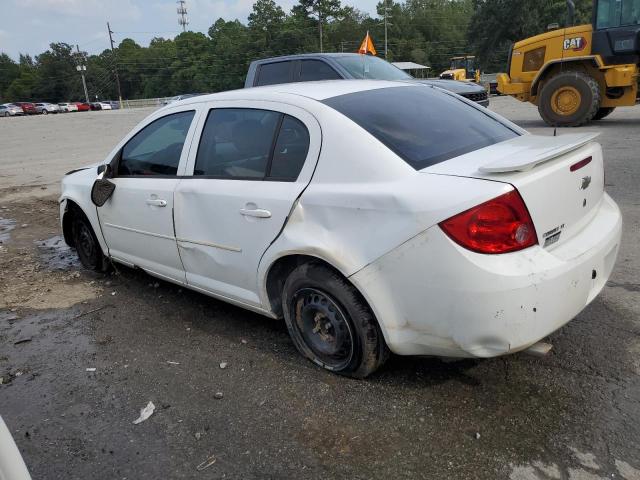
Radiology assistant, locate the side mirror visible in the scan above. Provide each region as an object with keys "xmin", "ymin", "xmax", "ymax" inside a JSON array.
[{"xmin": 91, "ymin": 178, "xmax": 116, "ymax": 207}]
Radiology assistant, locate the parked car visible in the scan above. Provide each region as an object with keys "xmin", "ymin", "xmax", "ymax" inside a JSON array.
[
  {"xmin": 0, "ymin": 416, "xmax": 31, "ymax": 479},
  {"xmin": 13, "ymin": 102, "xmax": 37, "ymax": 115},
  {"xmin": 60, "ymin": 81, "xmax": 621, "ymax": 377},
  {"xmin": 98, "ymin": 102, "xmax": 112, "ymax": 110},
  {"xmin": 108, "ymin": 101, "xmax": 120, "ymax": 110},
  {"xmin": 0, "ymin": 104, "xmax": 24, "ymax": 116},
  {"xmin": 162, "ymin": 93, "xmax": 204, "ymax": 105},
  {"xmin": 245, "ymin": 53, "xmax": 490, "ymax": 107},
  {"xmin": 74, "ymin": 102, "xmax": 91, "ymax": 112},
  {"xmin": 34, "ymin": 102, "xmax": 60, "ymax": 114},
  {"xmin": 58, "ymin": 102, "xmax": 78, "ymax": 113},
  {"xmin": 90, "ymin": 102, "xmax": 102, "ymax": 111}
]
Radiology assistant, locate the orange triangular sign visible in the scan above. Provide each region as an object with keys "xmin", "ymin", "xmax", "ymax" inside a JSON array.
[{"xmin": 357, "ymin": 31, "xmax": 377, "ymax": 55}]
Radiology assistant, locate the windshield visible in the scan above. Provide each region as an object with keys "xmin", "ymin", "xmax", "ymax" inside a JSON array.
[
  {"xmin": 597, "ymin": 0, "xmax": 640, "ymax": 28},
  {"xmin": 323, "ymin": 86, "xmax": 518, "ymax": 170},
  {"xmin": 333, "ymin": 55, "xmax": 413, "ymax": 81}
]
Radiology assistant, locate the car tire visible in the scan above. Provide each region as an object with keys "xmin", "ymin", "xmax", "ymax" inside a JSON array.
[
  {"xmin": 70, "ymin": 209, "xmax": 110, "ymax": 272},
  {"xmin": 42, "ymin": 110, "xmax": 48, "ymax": 115},
  {"xmin": 593, "ymin": 107, "xmax": 615, "ymax": 120},
  {"xmin": 282, "ymin": 262, "xmax": 389, "ymax": 378},
  {"xmin": 538, "ymin": 71, "xmax": 600, "ymax": 127}
]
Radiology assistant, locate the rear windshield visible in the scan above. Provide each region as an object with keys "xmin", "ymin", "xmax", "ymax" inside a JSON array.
[{"xmin": 323, "ymin": 86, "xmax": 518, "ymax": 170}]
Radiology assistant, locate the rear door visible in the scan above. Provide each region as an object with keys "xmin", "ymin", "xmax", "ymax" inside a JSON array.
[{"xmin": 174, "ymin": 100, "xmax": 321, "ymax": 306}]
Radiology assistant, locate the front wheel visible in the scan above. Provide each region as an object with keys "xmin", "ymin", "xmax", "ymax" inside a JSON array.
[
  {"xmin": 71, "ymin": 210, "xmax": 109, "ymax": 272},
  {"xmin": 41, "ymin": 110, "xmax": 48, "ymax": 115},
  {"xmin": 538, "ymin": 71, "xmax": 601, "ymax": 127},
  {"xmin": 282, "ymin": 263, "xmax": 389, "ymax": 378}
]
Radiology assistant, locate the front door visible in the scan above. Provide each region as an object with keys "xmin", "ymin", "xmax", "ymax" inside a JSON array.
[
  {"xmin": 98, "ymin": 109, "xmax": 198, "ymax": 282},
  {"xmin": 174, "ymin": 102, "xmax": 321, "ymax": 306}
]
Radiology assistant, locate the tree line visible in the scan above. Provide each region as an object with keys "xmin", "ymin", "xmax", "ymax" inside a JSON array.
[{"xmin": 0, "ymin": 0, "xmax": 592, "ymax": 103}]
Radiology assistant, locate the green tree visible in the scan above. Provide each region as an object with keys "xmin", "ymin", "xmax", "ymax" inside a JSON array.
[
  {"xmin": 292, "ymin": 0, "xmax": 345, "ymax": 52},
  {"xmin": 0, "ymin": 54, "xmax": 20, "ymax": 102}
]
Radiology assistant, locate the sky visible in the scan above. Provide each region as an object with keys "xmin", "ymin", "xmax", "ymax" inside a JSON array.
[{"xmin": 0, "ymin": 0, "xmax": 380, "ymax": 60}]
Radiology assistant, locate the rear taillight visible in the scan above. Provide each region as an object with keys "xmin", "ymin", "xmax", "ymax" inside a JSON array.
[{"xmin": 439, "ymin": 190, "xmax": 537, "ymax": 254}]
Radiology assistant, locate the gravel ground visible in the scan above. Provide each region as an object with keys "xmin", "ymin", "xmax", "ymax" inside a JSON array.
[{"xmin": 0, "ymin": 99, "xmax": 639, "ymax": 480}]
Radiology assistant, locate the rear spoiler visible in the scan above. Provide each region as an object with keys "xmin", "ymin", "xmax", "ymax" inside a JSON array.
[{"xmin": 479, "ymin": 132, "xmax": 600, "ymax": 173}]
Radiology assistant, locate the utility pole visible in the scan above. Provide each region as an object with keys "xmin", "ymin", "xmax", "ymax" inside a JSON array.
[
  {"xmin": 107, "ymin": 22, "xmax": 124, "ymax": 109},
  {"xmin": 177, "ymin": 0, "xmax": 189, "ymax": 32},
  {"xmin": 75, "ymin": 45, "xmax": 89, "ymax": 103},
  {"xmin": 318, "ymin": 11, "xmax": 323, "ymax": 53},
  {"xmin": 383, "ymin": 0, "xmax": 392, "ymax": 59}
]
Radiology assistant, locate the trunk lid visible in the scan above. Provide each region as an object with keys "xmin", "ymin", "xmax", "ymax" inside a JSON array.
[{"xmin": 422, "ymin": 133, "xmax": 605, "ymax": 250}]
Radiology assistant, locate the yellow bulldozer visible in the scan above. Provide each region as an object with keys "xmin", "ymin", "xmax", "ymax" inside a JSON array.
[
  {"xmin": 498, "ymin": 0, "xmax": 640, "ymax": 126},
  {"xmin": 440, "ymin": 56, "xmax": 481, "ymax": 82}
]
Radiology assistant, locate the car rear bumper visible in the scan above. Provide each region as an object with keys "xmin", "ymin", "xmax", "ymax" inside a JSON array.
[{"xmin": 350, "ymin": 193, "xmax": 622, "ymax": 358}]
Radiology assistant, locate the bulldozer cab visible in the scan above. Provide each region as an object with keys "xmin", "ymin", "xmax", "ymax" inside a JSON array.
[
  {"xmin": 441, "ymin": 56, "xmax": 480, "ymax": 82},
  {"xmin": 592, "ymin": 0, "xmax": 640, "ymax": 63},
  {"xmin": 450, "ymin": 56, "xmax": 476, "ymax": 73}
]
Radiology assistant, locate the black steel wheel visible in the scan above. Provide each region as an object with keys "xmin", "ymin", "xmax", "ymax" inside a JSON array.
[
  {"xmin": 71, "ymin": 209, "xmax": 108, "ymax": 272},
  {"xmin": 291, "ymin": 288, "xmax": 355, "ymax": 371},
  {"xmin": 282, "ymin": 263, "xmax": 389, "ymax": 378}
]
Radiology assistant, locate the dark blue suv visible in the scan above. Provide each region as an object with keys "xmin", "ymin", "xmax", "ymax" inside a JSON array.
[{"xmin": 244, "ymin": 53, "xmax": 489, "ymax": 107}]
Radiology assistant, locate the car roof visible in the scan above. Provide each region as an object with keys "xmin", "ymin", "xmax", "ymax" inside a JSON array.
[
  {"xmin": 172, "ymin": 79, "xmax": 417, "ymax": 107},
  {"xmin": 252, "ymin": 53, "xmax": 369, "ymax": 63}
]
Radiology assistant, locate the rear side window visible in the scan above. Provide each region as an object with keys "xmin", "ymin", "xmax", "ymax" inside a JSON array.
[
  {"xmin": 194, "ymin": 108, "xmax": 309, "ymax": 181},
  {"xmin": 323, "ymin": 86, "xmax": 518, "ymax": 170},
  {"xmin": 256, "ymin": 62, "xmax": 293, "ymax": 86},
  {"xmin": 269, "ymin": 116, "xmax": 310, "ymax": 179},
  {"xmin": 299, "ymin": 60, "xmax": 341, "ymax": 81},
  {"xmin": 118, "ymin": 111, "xmax": 194, "ymax": 176},
  {"xmin": 194, "ymin": 109, "xmax": 280, "ymax": 178}
]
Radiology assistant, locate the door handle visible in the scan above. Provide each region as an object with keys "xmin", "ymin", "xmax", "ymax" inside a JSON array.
[
  {"xmin": 239, "ymin": 208, "xmax": 271, "ymax": 218},
  {"xmin": 146, "ymin": 198, "xmax": 167, "ymax": 207}
]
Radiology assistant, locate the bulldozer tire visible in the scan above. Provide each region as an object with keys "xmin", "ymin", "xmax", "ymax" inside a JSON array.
[
  {"xmin": 538, "ymin": 71, "xmax": 601, "ymax": 127},
  {"xmin": 593, "ymin": 107, "xmax": 616, "ymax": 120}
]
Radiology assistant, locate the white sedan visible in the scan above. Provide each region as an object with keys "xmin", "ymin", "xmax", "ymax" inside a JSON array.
[
  {"xmin": 58, "ymin": 102, "xmax": 78, "ymax": 113},
  {"xmin": 60, "ymin": 80, "xmax": 622, "ymax": 377}
]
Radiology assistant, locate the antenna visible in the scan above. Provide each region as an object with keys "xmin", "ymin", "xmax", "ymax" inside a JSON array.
[
  {"xmin": 177, "ymin": 0, "xmax": 188, "ymax": 32},
  {"xmin": 383, "ymin": 0, "xmax": 392, "ymax": 59}
]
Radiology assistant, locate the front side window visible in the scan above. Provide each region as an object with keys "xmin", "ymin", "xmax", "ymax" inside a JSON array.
[
  {"xmin": 323, "ymin": 86, "xmax": 518, "ymax": 170},
  {"xmin": 333, "ymin": 55, "xmax": 412, "ymax": 81},
  {"xmin": 118, "ymin": 111, "xmax": 194, "ymax": 176},
  {"xmin": 194, "ymin": 108, "xmax": 310, "ymax": 181},
  {"xmin": 299, "ymin": 60, "xmax": 342, "ymax": 81}
]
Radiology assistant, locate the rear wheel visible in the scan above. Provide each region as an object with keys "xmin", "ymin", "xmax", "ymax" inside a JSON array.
[
  {"xmin": 41, "ymin": 109, "xmax": 48, "ymax": 115},
  {"xmin": 538, "ymin": 71, "xmax": 601, "ymax": 127},
  {"xmin": 282, "ymin": 263, "xmax": 389, "ymax": 378},
  {"xmin": 593, "ymin": 107, "xmax": 615, "ymax": 120},
  {"xmin": 70, "ymin": 209, "xmax": 109, "ymax": 272}
]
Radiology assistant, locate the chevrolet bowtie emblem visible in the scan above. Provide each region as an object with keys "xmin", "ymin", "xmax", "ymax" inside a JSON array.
[{"xmin": 581, "ymin": 176, "xmax": 592, "ymax": 190}]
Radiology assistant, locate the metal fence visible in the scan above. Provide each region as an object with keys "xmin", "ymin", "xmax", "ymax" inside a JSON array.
[{"xmin": 121, "ymin": 97, "xmax": 172, "ymax": 109}]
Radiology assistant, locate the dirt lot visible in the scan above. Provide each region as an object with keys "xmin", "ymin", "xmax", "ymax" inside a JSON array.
[{"xmin": 0, "ymin": 100, "xmax": 639, "ymax": 480}]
